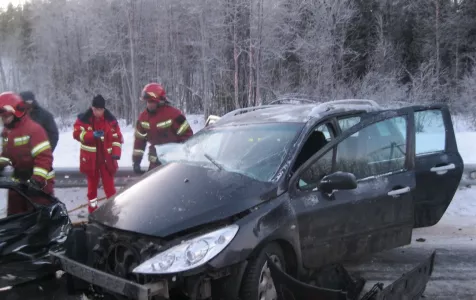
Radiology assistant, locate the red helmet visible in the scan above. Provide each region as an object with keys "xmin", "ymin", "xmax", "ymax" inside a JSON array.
[
  {"xmin": 0, "ymin": 92, "xmax": 26, "ymax": 118},
  {"xmin": 140, "ymin": 83, "xmax": 166, "ymax": 103}
]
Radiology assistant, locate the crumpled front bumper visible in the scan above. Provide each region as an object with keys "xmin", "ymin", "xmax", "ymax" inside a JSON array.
[{"xmin": 49, "ymin": 250, "xmax": 169, "ymax": 299}]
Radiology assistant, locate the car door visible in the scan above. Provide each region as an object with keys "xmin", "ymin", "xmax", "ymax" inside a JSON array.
[
  {"xmin": 410, "ymin": 105, "xmax": 464, "ymax": 228},
  {"xmin": 288, "ymin": 109, "xmax": 415, "ymax": 269}
]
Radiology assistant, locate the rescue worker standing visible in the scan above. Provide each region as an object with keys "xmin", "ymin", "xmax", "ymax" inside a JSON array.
[
  {"xmin": 72, "ymin": 95, "xmax": 123, "ymax": 214},
  {"xmin": 0, "ymin": 92, "xmax": 55, "ymax": 216},
  {"xmin": 19, "ymin": 91, "xmax": 59, "ymax": 152},
  {"xmin": 133, "ymin": 83, "xmax": 193, "ymax": 173}
]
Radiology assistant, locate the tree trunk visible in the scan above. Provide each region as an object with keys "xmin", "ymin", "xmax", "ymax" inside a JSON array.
[
  {"xmin": 127, "ymin": 1, "xmax": 139, "ymax": 125},
  {"xmin": 199, "ymin": 7, "xmax": 211, "ymax": 120}
]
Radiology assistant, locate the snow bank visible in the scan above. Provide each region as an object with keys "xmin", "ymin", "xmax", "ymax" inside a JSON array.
[{"xmin": 53, "ymin": 114, "xmax": 205, "ymax": 168}]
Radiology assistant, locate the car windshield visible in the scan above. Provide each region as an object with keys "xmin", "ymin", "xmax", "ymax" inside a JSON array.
[{"xmin": 157, "ymin": 123, "xmax": 304, "ymax": 182}]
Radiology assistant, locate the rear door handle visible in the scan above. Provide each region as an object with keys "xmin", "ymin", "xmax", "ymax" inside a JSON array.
[
  {"xmin": 430, "ymin": 163, "xmax": 455, "ymax": 175},
  {"xmin": 388, "ymin": 186, "xmax": 411, "ymax": 196}
]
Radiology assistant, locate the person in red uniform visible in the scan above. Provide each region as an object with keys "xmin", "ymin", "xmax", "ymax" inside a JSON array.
[
  {"xmin": 132, "ymin": 83, "xmax": 193, "ymax": 173},
  {"xmin": 0, "ymin": 92, "xmax": 55, "ymax": 216},
  {"xmin": 72, "ymin": 95, "xmax": 123, "ymax": 213}
]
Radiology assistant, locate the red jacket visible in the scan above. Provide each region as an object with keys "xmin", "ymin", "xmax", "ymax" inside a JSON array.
[
  {"xmin": 0, "ymin": 116, "xmax": 54, "ymax": 193},
  {"xmin": 73, "ymin": 108, "xmax": 123, "ymax": 176},
  {"xmin": 133, "ymin": 105, "xmax": 193, "ymax": 164}
]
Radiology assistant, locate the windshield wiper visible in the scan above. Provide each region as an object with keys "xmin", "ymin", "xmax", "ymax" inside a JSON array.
[{"xmin": 204, "ymin": 153, "xmax": 224, "ymax": 170}]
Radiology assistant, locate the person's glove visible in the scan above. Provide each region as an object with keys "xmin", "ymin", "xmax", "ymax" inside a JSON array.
[
  {"xmin": 112, "ymin": 155, "xmax": 120, "ymax": 160},
  {"xmin": 93, "ymin": 130, "xmax": 104, "ymax": 139},
  {"xmin": 133, "ymin": 163, "xmax": 144, "ymax": 175}
]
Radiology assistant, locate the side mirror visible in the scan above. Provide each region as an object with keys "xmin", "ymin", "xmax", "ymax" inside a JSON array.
[{"xmin": 318, "ymin": 171, "xmax": 357, "ymax": 194}]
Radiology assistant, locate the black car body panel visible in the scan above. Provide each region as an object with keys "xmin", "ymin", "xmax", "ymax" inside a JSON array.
[
  {"xmin": 0, "ymin": 179, "xmax": 71, "ymax": 289},
  {"xmin": 372, "ymin": 251, "xmax": 436, "ymax": 299},
  {"xmin": 410, "ymin": 105, "xmax": 464, "ymax": 227},
  {"xmin": 90, "ymin": 163, "xmax": 276, "ymax": 238},
  {"xmin": 208, "ymin": 194, "xmax": 302, "ymax": 272}
]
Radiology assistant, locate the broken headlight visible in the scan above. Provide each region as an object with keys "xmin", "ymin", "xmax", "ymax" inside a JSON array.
[{"xmin": 132, "ymin": 224, "xmax": 239, "ymax": 274}]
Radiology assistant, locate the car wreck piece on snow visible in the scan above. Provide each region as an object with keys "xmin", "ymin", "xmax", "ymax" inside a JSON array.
[
  {"xmin": 50, "ymin": 99, "xmax": 462, "ymax": 299},
  {"xmin": 0, "ymin": 178, "xmax": 71, "ymax": 291},
  {"xmin": 266, "ymin": 251, "xmax": 436, "ymax": 300}
]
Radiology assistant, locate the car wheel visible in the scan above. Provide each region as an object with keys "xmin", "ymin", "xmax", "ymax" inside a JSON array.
[{"xmin": 239, "ymin": 243, "xmax": 286, "ymax": 300}]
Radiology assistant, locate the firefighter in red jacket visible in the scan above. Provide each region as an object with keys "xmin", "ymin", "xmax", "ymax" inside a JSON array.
[
  {"xmin": 0, "ymin": 92, "xmax": 55, "ymax": 216},
  {"xmin": 133, "ymin": 83, "xmax": 193, "ymax": 173},
  {"xmin": 73, "ymin": 95, "xmax": 123, "ymax": 213}
]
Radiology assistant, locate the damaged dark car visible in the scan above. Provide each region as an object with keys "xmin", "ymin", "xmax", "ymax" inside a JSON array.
[
  {"xmin": 0, "ymin": 178, "xmax": 71, "ymax": 292},
  {"xmin": 50, "ymin": 99, "xmax": 463, "ymax": 299}
]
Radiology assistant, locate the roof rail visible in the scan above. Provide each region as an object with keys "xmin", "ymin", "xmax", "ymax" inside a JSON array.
[
  {"xmin": 268, "ymin": 98, "xmax": 316, "ymax": 105},
  {"xmin": 308, "ymin": 99, "xmax": 381, "ymax": 117},
  {"xmin": 266, "ymin": 93, "xmax": 318, "ymax": 105},
  {"xmin": 321, "ymin": 99, "xmax": 381, "ymax": 108},
  {"xmin": 216, "ymin": 105, "xmax": 278, "ymax": 124}
]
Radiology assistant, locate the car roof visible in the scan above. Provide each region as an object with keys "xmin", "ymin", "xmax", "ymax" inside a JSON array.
[{"xmin": 212, "ymin": 99, "xmax": 383, "ymax": 127}]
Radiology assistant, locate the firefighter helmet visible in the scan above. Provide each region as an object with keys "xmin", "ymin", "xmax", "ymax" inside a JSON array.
[
  {"xmin": 140, "ymin": 83, "xmax": 166, "ymax": 103},
  {"xmin": 0, "ymin": 92, "xmax": 26, "ymax": 118}
]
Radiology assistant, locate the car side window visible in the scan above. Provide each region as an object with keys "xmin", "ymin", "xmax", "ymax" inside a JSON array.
[
  {"xmin": 292, "ymin": 122, "xmax": 335, "ymax": 173},
  {"xmin": 336, "ymin": 116, "xmax": 407, "ymax": 179},
  {"xmin": 316, "ymin": 123, "xmax": 333, "ymax": 142},
  {"xmin": 414, "ymin": 109, "xmax": 446, "ymax": 155},
  {"xmin": 298, "ymin": 116, "xmax": 407, "ymax": 188},
  {"xmin": 338, "ymin": 116, "xmax": 361, "ymax": 136},
  {"xmin": 298, "ymin": 150, "xmax": 333, "ymax": 190}
]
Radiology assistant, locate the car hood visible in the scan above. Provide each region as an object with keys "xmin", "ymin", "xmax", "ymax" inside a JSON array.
[{"xmin": 90, "ymin": 163, "xmax": 276, "ymax": 238}]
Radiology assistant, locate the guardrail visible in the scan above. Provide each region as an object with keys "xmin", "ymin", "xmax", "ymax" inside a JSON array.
[
  {"xmin": 2, "ymin": 164, "xmax": 475, "ymax": 189},
  {"xmin": 2, "ymin": 167, "xmax": 141, "ymax": 188}
]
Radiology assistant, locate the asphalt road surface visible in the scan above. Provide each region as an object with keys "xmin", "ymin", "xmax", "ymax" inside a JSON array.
[{"xmin": 2, "ymin": 188, "xmax": 476, "ymax": 299}]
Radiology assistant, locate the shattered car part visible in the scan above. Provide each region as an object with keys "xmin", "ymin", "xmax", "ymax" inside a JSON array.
[
  {"xmin": 55, "ymin": 100, "xmax": 462, "ymax": 299},
  {"xmin": 0, "ymin": 178, "xmax": 71, "ymax": 290},
  {"xmin": 266, "ymin": 251, "xmax": 436, "ymax": 300}
]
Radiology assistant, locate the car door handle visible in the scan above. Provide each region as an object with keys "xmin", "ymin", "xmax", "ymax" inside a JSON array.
[
  {"xmin": 430, "ymin": 163, "xmax": 455, "ymax": 175},
  {"xmin": 388, "ymin": 187, "xmax": 411, "ymax": 196}
]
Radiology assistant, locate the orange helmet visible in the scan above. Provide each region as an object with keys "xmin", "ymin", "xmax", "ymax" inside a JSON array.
[
  {"xmin": 140, "ymin": 83, "xmax": 166, "ymax": 104},
  {"xmin": 0, "ymin": 92, "xmax": 26, "ymax": 118}
]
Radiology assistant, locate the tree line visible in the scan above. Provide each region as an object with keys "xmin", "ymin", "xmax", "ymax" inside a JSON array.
[{"xmin": 1, "ymin": 0, "xmax": 475, "ymax": 126}]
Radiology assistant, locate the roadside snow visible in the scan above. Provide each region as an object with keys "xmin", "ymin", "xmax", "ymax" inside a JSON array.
[{"xmin": 53, "ymin": 114, "xmax": 205, "ymax": 168}]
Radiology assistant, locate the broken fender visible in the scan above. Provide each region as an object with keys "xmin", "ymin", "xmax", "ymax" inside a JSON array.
[
  {"xmin": 0, "ymin": 179, "xmax": 71, "ymax": 289},
  {"xmin": 267, "ymin": 251, "xmax": 436, "ymax": 300}
]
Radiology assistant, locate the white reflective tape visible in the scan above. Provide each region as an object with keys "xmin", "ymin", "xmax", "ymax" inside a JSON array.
[
  {"xmin": 0, "ymin": 157, "xmax": 11, "ymax": 164},
  {"xmin": 89, "ymin": 198, "xmax": 98, "ymax": 208},
  {"xmin": 31, "ymin": 140, "xmax": 51, "ymax": 157},
  {"xmin": 177, "ymin": 121, "xmax": 190, "ymax": 135},
  {"xmin": 133, "ymin": 149, "xmax": 144, "ymax": 156},
  {"xmin": 81, "ymin": 144, "xmax": 97, "ymax": 152},
  {"xmin": 135, "ymin": 130, "xmax": 147, "ymax": 139},
  {"xmin": 140, "ymin": 122, "xmax": 150, "ymax": 129},
  {"xmin": 33, "ymin": 167, "xmax": 49, "ymax": 178},
  {"xmin": 157, "ymin": 119, "xmax": 172, "ymax": 128},
  {"xmin": 14, "ymin": 135, "xmax": 30, "ymax": 146}
]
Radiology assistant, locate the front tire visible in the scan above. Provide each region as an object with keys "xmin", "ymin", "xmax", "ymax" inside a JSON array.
[{"xmin": 239, "ymin": 243, "xmax": 286, "ymax": 300}]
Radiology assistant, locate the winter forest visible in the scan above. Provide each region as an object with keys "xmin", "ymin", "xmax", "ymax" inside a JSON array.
[{"xmin": 0, "ymin": 0, "xmax": 475, "ymax": 126}]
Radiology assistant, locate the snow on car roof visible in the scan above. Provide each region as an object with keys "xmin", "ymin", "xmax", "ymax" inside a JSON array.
[{"xmin": 215, "ymin": 99, "xmax": 383, "ymax": 126}]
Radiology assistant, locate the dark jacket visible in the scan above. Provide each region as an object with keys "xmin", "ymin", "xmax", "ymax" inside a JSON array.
[{"xmin": 19, "ymin": 91, "xmax": 59, "ymax": 152}]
